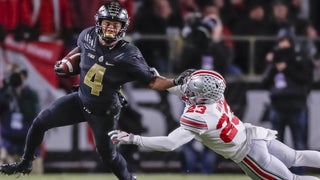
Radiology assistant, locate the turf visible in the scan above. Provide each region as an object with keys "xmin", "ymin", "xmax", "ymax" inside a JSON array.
[
  {"xmin": 0, "ymin": 173, "xmax": 251, "ymax": 180},
  {"xmin": 0, "ymin": 173, "xmax": 319, "ymax": 180}
]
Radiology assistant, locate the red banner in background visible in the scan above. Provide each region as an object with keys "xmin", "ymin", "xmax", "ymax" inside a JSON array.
[{"xmin": 3, "ymin": 35, "xmax": 64, "ymax": 87}]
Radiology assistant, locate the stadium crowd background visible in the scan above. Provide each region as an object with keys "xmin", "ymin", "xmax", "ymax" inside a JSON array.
[
  {"xmin": 0, "ymin": 0, "xmax": 319, "ymax": 77},
  {"xmin": 1, "ymin": 0, "xmax": 320, "ymax": 174}
]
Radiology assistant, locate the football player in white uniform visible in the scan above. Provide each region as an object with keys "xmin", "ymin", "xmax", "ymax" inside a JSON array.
[{"xmin": 109, "ymin": 70, "xmax": 320, "ymax": 180}]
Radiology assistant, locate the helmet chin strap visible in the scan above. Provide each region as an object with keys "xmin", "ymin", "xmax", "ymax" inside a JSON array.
[
  {"xmin": 103, "ymin": 36, "xmax": 117, "ymax": 44},
  {"xmin": 99, "ymin": 35, "xmax": 117, "ymax": 46}
]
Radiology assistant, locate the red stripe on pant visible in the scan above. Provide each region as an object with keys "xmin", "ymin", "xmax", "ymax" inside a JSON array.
[{"xmin": 243, "ymin": 157, "xmax": 279, "ymax": 180}]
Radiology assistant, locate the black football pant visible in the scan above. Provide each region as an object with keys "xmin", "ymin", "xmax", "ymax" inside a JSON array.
[{"xmin": 22, "ymin": 92, "xmax": 133, "ymax": 180}]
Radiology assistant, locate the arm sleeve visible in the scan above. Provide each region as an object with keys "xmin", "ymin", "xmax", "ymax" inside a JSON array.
[
  {"xmin": 133, "ymin": 127, "xmax": 195, "ymax": 151},
  {"xmin": 167, "ymin": 85, "xmax": 183, "ymax": 96},
  {"xmin": 124, "ymin": 46, "xmax": 155, "ymax": 84}
]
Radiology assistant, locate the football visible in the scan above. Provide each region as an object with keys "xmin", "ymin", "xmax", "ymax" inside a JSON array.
[{"xmin": 54, "ymin": 53, "xmax": 81, "ymax": 76}]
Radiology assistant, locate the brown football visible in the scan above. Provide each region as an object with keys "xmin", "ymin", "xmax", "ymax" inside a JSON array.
[{"xmin": 55, "ymin": 53, "xmax": 81, "ymax": 76}]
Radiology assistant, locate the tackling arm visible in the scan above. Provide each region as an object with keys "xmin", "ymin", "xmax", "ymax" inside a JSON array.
[
  {"xmin": 109, "ymin": 127, "xmax": 195, "ymax": 151},
  {"xmin": 167, "ymin": 85, "xmax": 183, "ymax": 96}
]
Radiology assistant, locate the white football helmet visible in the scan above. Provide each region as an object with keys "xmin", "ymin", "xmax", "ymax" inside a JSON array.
[{"xmin": 181, "ymin": 70, "xmax": 226, "ymax": 105}]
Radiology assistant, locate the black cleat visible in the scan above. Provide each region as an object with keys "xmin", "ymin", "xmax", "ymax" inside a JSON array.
[{"xmin": 0, "ymin": 159, "xmax": 32, "ymax": 175}]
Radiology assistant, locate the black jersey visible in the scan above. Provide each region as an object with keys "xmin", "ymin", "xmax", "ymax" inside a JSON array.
[{"xmin": 77, "ymin": 27, "xmax": 154, "ymax": 108}]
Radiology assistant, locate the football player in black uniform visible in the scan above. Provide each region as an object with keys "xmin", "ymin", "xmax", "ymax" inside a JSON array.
[{"xmin": 0, "ymin": 1, "xmax": 192, "ymax": 180}]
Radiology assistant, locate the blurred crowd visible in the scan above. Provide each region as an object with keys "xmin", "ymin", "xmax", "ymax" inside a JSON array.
[
  {"xmin": 0, "ymin": 0, "xmax": 319, "ymax": 76},
  {"xmin": 0, "ymin": 64, "xmax": 43, "ymax": 174}
]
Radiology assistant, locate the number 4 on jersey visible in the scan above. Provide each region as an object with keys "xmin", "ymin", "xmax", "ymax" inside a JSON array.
[{"xmin": 84, "ymin": 64, "xmax": 106, "ymax": 96}]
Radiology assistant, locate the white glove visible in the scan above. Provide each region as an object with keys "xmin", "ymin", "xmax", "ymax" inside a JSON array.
[{"xmin": 108, "ymin": 130, "xmax": 136, "ymax": 145}]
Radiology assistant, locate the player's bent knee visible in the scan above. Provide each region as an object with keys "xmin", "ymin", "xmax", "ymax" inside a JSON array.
[{"xmin": 33, "ymin": 109, "xmax": 53, "ymax": 130}]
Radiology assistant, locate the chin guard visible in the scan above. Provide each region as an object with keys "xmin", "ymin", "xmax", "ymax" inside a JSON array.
[{"xmin": 101, "ymin": 34, "xmax": 117, "ymax": 44}]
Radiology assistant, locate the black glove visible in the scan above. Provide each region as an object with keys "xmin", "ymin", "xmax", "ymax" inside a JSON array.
[
  {"xmin": 54, "ymin": 61, "xmax": 64, "ymax": 75},
  {"xmin": 173, "ymin": 69, "xmax": 196, "ymax": 85},
  {"xmin": 54, "ymin": 60, "xmax": 70, "ymax": 77}
]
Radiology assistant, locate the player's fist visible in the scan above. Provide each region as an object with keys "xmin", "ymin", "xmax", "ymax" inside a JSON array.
[
  {"xmin": 54, "ymin": 60, "xmax": 67, "ymax": 76},
  {"xmin": 108, "ymin": 130, "xmax": 135, "ymax": 145},
  {"xmin": 173, "ymin": 68, "xmax": 196, "ymax": 85},
  {"xmin": 54, "ymin": 53, "xmax": 81, "ymax": 76}
]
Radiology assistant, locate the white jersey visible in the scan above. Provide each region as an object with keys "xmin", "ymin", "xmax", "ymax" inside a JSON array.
[
  {"xmin": 132, "ymin": 95, "xmax": 320, "ymax": 180},
  {"xmin": 180, "ymin": 98, "xmax": 248, "ymax": 162},
  {"xmin": 136, "ymin": 94, "xmax": 277, "ymax": 163},
  {"xmin": 135, "ymin": 98, "xmax": 277, "ymax": 163}
]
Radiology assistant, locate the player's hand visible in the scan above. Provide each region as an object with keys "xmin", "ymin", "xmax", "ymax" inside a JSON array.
[
  {"xmin": 108, "ymin": 130, "xmax": 135, "ymax": 145},
  {"xmin": 54, "ymin": 60, "xmax": 68, "ymax": 76},
  {"xmin": 173, "ymin": 69, "xmax": 196, "ymax": 85}
]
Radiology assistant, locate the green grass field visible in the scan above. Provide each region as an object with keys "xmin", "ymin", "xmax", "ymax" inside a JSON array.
[
  {"xmin": 0, "ymin": 173, "xmax": 320, "ymax": 180},
  {"xmin": 0, "ymin": 173, "xmax": 251, "ymax": 180}
]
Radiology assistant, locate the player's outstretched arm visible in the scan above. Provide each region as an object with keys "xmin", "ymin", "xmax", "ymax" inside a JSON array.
[
  {"xmin": 147, "ymin": 67, "xmax": 175, "ymax": 90},
  {"xmin": 148, "ymin": 76, "xmax": 175, "ymax": 91},
  {"xmin": 108, "ymin": 127, "xmax": 195, "ymax": 151},
  {"xmin": 148, "ymin": 68, "xmax": 196, "ymax": 91}
]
